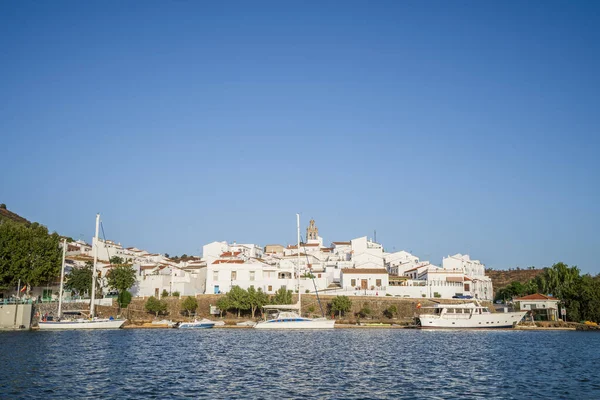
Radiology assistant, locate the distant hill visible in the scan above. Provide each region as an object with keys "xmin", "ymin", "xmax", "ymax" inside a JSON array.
[
  {"xmin": 0, "ymin": 204, "xmax": 30, "ymax": 225},
  {"xmin": 488, "ymin": 268, "xmax": 545, "ymax": 295}
]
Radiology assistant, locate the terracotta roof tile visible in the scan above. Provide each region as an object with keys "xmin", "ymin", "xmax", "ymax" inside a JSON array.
[{"xmin": 514, "ymin": 293, "xmax": 559, "ymax": 301}]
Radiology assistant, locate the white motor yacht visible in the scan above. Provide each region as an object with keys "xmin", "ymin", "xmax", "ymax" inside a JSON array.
[{"xmin": 417, "ymin": 302, "xmax": 526, "ymax": 329}]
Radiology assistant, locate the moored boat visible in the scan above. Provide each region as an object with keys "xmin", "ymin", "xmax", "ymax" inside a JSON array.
[
  {"xmin": 417, "ymin": 302, "xmax": 526, "ymax": 329},
  {"xmin": 254, "ymin": 304, "xmax": 335, "ymax": 329},
  {"xmin": 39, "ymin": 215, "xmax": 126, "ymax": 331},
  {"xmin": 253, "ymin": 214, "xmax": 335, "ymax": 330},
  {"xmin": 38, "ymin": 318, "xmax": 125, "ymax": 330},
  {"xmin": 178, "ymin": 319, "xmax": 216, "ymax": 329}
]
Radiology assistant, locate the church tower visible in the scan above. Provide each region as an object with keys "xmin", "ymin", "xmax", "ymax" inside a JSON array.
[{"xmin": 306, "ymin": 219, "xmax": 319, "ymax": 242}]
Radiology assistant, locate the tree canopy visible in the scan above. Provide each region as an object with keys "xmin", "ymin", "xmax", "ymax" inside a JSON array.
[
  {"xmin": 145, "ymin": 296, "xmax": 167, "ymax": 317},
  {"xmin": 181, "ymin": 296, "xmax": 198, "ymax": 317},
  {"xmin": 106, "ymin": 264, "xmax": 137, "ymax": 294},
  {"xmin": 272, "ymin": 287, "xmax": 293, "ymax": 305},
  {"xmin": 247, "ymin": 287, "xmax": 269, "ymax": 318},
  {"xmin": 331, "ymin": 296, "xmax": 352, "ymax": 318},
  {"xmin": 0, "ymin": 219, "xmax": 62, "ymax": 291},
  {"xmin": 65, "ymin": 263, "xmax": 93, "ymax": 296}
]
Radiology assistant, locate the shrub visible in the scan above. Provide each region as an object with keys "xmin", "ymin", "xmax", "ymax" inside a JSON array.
[
  {"xmin": 383, "ymin": 305, "xmax": 397, "ymax": 319},
  {"xmin": 356, "ymin": 304, "xmax": 372, "ymax": 319},
  {"xmin": 145, "ymin": 296, "xmax": 167, "ymax": 317},
  {"xmin": 433, "ymin": 292, "xmax": 441, "ymax": 298},
  {"xmin": 172, "ymin": 291, "xmax": 180, "ymax": 297},
  {"xmin": 118, "ymin": 290, "xmax": 132, "ymax": 308},
  {"xmin": 181, "ymin": 296, "xmax": 198, "ymax": 317},
  {"xmin": 161, "ymin": 289, "xmax": 169, "ymax": 298},
  {"xmin": 332, "ymin": 296, "xmax": 352, "ymax": 318}
]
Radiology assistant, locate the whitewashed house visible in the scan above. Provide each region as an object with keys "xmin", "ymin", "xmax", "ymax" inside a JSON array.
[
  {"xmin": 351, "ymin": 237, "xmax": 385, "ymax": 269},
  {"xmin": 385, "ymin": 250, "xmax": 420, "ymax": 276},
  {"xmin": 340, "ymin": 268, "xmax": 389, "ymax": 295},
  {"xmin": 442, "ymin": 254, "xmax": 493, "ymax": 300}
]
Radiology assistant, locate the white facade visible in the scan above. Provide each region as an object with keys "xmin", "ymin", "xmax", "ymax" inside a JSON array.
[
  {"xmin": 351, "ymin": 237, "xmax": 385, "ymax": 269},
  {"xmin": 385, "ymin": 250, "xmax": 420, "ymax": 276},
  {"xmin": 340, "ymin": 268, "xmax": 389, "ymax": 292},
  {"xmin": 206, "ymin": 259, "xmax": 297, "ymax": 295},
  {"xmin": 441, "ymin": 254, "xmax": 493, "ymax": 300}
]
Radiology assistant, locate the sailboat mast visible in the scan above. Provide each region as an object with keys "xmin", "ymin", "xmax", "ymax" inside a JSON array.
[
  {"xmin": 57, "ymin": 238, "xmax": 67, "ymax": 318},
  {"xmin": 90, "ymin": 213, "xmax": 100, "ymax": 317},
  {"xmin": 297, "ymin": 213, "xmax": 301, "ymax": 309}
]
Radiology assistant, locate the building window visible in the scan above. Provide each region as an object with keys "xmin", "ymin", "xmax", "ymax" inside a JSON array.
[
  {"xmin": 250, "ymin": 271, "xmax": 255, "ymax": 281},
  {"xmin": 268, "ymin": 285, "xmax": 272, "ymax": 292},
  {"xmin": 213, "ymin": 271, "xmax": 218, "ymax": 281},
  {"xmin": 376, "ymin": 279, "xmax": 382, "ymax": 287},
  {"xmin": 351, "ymin": 279, "xmax": 356, "ymax": 287},
  {"xmin": 231, "ymin": 271, "xmax": 237, "ymax": 280}
]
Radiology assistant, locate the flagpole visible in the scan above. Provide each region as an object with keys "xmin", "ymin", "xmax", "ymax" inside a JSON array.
[{"xmin": 17, "ymin": 279, "xmax": 21, "ymax": 300}]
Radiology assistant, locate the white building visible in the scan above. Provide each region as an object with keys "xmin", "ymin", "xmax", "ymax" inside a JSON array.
[
  {"xmin": 205, "ymin": 258, "xmax": 296, "ymax": 295},
  {"xmin": 442, "ymin": 254, "xmax": 493, "ymax": 300},
  {"xmin": 351, "ymin": 237, "xmax": 385, "ymax": 269},
  {"xmin": 339, "ymin": 268, "xmax": 388, "ymax": 295},
  {"xmin": 385, "ymin": 250, "xmax": 420, "ymax": 276}
]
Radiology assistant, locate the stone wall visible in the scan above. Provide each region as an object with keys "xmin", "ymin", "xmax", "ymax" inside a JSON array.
[
  {"xmin": 301, "ymin": 295, "xmax": 494, "ymax": 323},
  {"xmin": 122, "ymin": 294, "xmax": 494, "ymax": 324}
]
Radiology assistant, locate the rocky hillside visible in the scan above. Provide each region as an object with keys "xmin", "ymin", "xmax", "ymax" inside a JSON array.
[
  {"xmin": 488, "ymin": 268, "xmax": 545, "ymax": 294},
  {"xmin": 0, "ymin": 204, "xmax": 30, "ymax": 225}
]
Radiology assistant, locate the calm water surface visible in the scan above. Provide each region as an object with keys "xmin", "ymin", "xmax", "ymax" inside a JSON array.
[{"xmin": 1, "ymin": 329, "xmax": 599, "ymax": 399}]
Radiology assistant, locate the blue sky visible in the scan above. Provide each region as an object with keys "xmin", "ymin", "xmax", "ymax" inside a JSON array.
[{"xmin": 1, "ymin": 1, "xmax": 599, "ymax": 272}]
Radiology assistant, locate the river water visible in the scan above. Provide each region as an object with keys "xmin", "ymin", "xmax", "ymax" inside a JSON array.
[{"xmin": 1, "ymin": 329, "xmax": 599, "ymax": 399}]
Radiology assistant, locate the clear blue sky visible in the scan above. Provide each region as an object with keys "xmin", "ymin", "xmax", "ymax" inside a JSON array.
[{"xmin": 1, "ymin": 1, "xmax": 599, "ymax": 272}]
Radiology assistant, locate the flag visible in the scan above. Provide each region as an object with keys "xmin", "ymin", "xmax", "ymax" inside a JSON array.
[{"xmin": 20, "ymin": 285, "xmax": 27, "ymax": 293}]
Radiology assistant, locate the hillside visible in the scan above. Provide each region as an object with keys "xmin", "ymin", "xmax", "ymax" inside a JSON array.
[
  {"xmin": 0, "ymin": 204, "xmax": 30, "ymax": 225},
  {"xmin": 488, "ymin": 268, "xmax": 545, "ymax": 294}
]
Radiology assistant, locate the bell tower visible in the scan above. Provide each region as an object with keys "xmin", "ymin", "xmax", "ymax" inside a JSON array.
[{"xmin": 306, "ymin": 219, "xmax": 319, "ymax": 242}]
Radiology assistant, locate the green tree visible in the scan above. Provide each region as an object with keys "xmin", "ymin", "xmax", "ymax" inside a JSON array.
[
  {"xmin": 118, "ymin": 290, "xmax": 132, "ymax": 308},
  {"xmin": 216, "ymin": 296, "xmax": 232, "ymax": 317},
  {"xmin": 0, "ymin": 219, "xmax": 62, "ymax": 291},
  {"xmin": 106, "ymin": 264, "xmax": 136, "ymax": 296},
  {"xmin": 181, "ymin": 296, "xmax": 198, "ymax": 317},
  {"xmin": 109, "ymin": 256, "xmax": 125, "ymax": 265},
  {"xmin": 145, "ymin": 296, "xmax": 167, "ymax": 317},
  {"xmin": 65, "ymin": 264, "xmax": 93, "ymax": 296},
  {"xmin": 162, "ymin": 289, "xmax": 170, "ymax": 298},
  {"xmin": 247, "ymin": 287, "xmax": 269, "ymax": 318},
  {"xmin": 228, "ymin": 285, "xmax": 250, "ymax": 317},
  {"xmin": 272, "ymin": 287, "xmax": 293, "ymax": 305},
  {"xmin": 331, "ymin": 296, "xmax": 352, "ymax": 318}
]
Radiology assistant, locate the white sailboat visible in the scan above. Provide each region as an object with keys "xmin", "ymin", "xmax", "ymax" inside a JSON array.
[
  {"xmin": 254, "ymin": 214, "xmax": 335, "ymax": 330},
  {"xmin": 39, "ymin": 214, "xmax": 126, "ymax": 330}
]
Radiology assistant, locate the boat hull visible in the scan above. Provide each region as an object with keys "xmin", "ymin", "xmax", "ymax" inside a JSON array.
[
  {"xmin": 38, "ymin": 319, "xmax": 126, "ymax": 330},
  {"xmin": 178, "ymin": 323, "xmax": 214, "ymax": 329},
  {"xmin": 418, "ymin": 311, "xmax": 526, "ymax": 329},
  {"xmin": 254, "ymin": 319, "xmax": 335, "ymax": 329}
]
